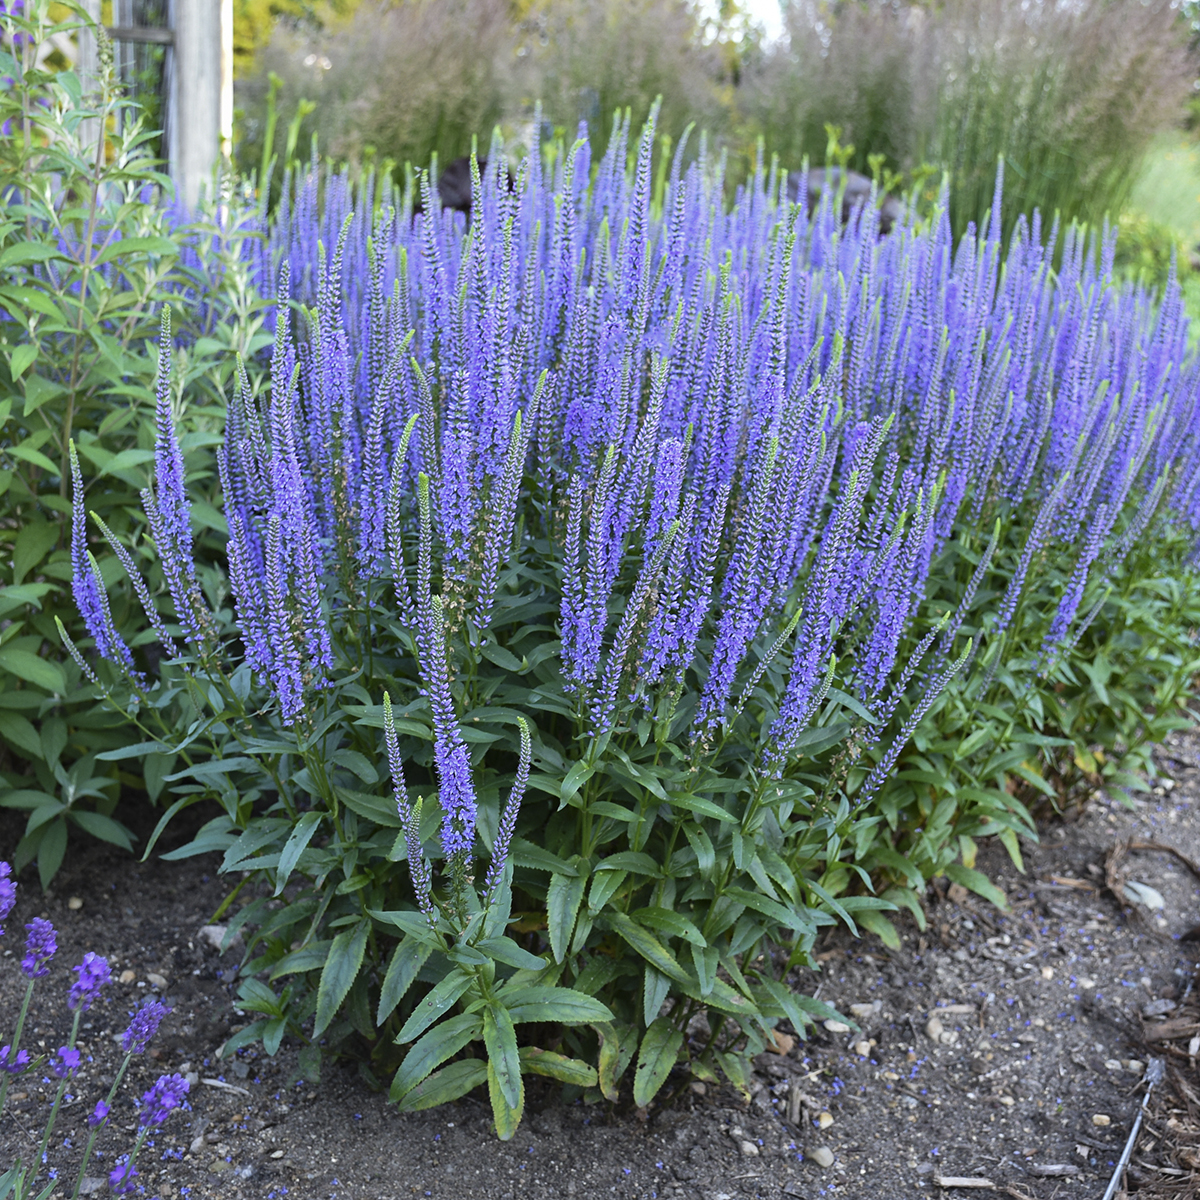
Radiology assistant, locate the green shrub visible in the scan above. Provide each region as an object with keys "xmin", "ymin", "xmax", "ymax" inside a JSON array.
[
  {"xmin": 0, "ymin": 2, "xmax": 265, "ymax": 885},
  {"xmin": 741, "ymin": 0, "xmax": 1190, "ymax": 246}
]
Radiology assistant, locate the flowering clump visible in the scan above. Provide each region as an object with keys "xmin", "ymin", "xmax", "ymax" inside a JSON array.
[
  {"xmin": 137, "ymin": 1072, "xmax": 190, "ymax": 1127},
  {"xmin": 67, "ymin": 117, "xmax": 1200, "ymax": 1133},
  {"xmin": 21, "ymin": 917, "xmax": 56, "ymax": 978},
  {"xmin": 0, "ymin": 861, "xmax": 14, "ymax": 934},
  {"xmin": 68, "ymin": 952, "xmax": 112, "ymax": 1011},
  {"xmin": 122, "ymin": 1000, "xmax": 171, "ymax": 1054}
]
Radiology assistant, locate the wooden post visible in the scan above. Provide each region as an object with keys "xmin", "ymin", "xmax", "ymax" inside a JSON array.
[
  {"xmin": 221, "ymin": 0, "xmax": 233, "ymax": 160},
  {"xmin": 75, "ymin": 0, "xmax": 102, "ymax": 158},
  {"xmin": 172, "ymin": 0, "xmax": 221, "ymax": 208}
]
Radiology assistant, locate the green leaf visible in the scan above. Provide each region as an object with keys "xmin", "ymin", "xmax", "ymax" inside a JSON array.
[
  {"xmin": 275, "ymin": 811, "xmax": 323, "ymax": 895},
  {"xmin": 93, "ymin": 235, "xmax": 179, "ymax": 266},
  {"xmin": 377, "ymin": 936, "xmax": 434, "ymax": 1023},
  {"xmin": 643, "ymin": 964, "xmax": 671, "ymax": 1027},
  {"xmin": 500, "ymin": 985, "xmax": 614, "ymax": 1025},
  {"xmin": 691, "ymin": 943, "xmax": 718, "ymax": 996},
  {"xmin": 68, "ymin": 811, "xmax": 134, "ymax": 850},
  {"xmin": 633, "ymin": 1017, "xmax": 684, "ymax": 1108},
  {"xmin": 0, "ymin": 648, "xmax": 65, "ymax": 694},
  {"xmin": 475, "ymin": 937, "xmax": 545, "ymax": 972},
  {"xmin": 606, "ymin": 911, "xmax": 689, "ymax": 983},
  {"xmin": 943, "ymin": 863, "xmax": 1009, "ymax": 911},
  {"xmin": 632, "ymin": 907, "xmax": 705, "ymax": 947},
  {"xmin": 390, "ymin": 1012, "xmax": 483, "ymax": 1102},
  {"xmin": 144, "ymin": 752, "xmax": 174, "ymax": 803},
  {"xmin": 0, "ymin": 712, "xmax": 44, "ymax": 760},
  {"xmin": 263, "ymin": 1016, "xmax": 287, "ymax": 1056},
  {"xmin": 395, "ymin": 1059, "xmax": 487, "ymax": 1112},
  {"xmin": 9, "ymin": 343, "xmax": 35, "ymax": 379},
  {"xmin": 510, "ymin": 838, "xmax": 579, "ymax": 875},
  {"xmin": 268, "ymin": 941, "xmax": 333, "ymax": 981},
  {"xmin": 0, "ymin": 243, "xmax": 63, "ymax": 268},
  {"xmin": 856, "ymin": 909, "xmax": 901, "ymax": 948},
  {"xmin": 518, "ymin": 1046, "xmax": 597, "ymax": 1087},
  {"xmin": 594, "ymin": 850, "xmax": 662, "ymax": 876},
  {"xmin": 313, "ymin": 920, "xmax": 369, "ymax": 1038},
  {"xmin": 483, "ymin": 1001, "xmax": 522, "ymax": 1109},
  {"xmin": 0, "ymin": 584, "xmax": 53, "ymax": 619},
  {"xmin": 595, "ymin": 1021, "xmax": 623, "ymax": 1101},
  {"xmin": 396, "ymin": 969, "xmax": 474, "ymax": 1044},
  {"xmin": 37, "ymin": 818, "xmax": 67, "ymax": 888},
  {"xmin": 547, "ymin": 870, "xmax": 586, "ymax": 963},
  {"xmin": 487, "ymin": 1057, "xmax": 524, "ymax": 1141},
  {"xmin": 666, "ymin": 793, "xmax": 736, "ymax": 823}
]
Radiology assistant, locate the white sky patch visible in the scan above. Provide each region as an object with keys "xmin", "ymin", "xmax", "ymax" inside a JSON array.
[
  {"xmin": 740, "ymin": 0, "xmax": 785, "ymax": 45},
  {"xmin": 696, "ymin": 0, "xmax": 785, "ymax": 46}
]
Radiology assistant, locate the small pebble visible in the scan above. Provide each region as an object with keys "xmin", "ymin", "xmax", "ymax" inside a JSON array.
[
  {"xmin": 817, "ymin": 1112, "xmax": 834, "ymax": 1129},
  {"xmin": 854, "ymin": 1041, "xmax": 872, "ymax": 1057},
  {"xmin": 1126, "ymin": 1060, "xmax": 1145, "ymax": 1076},
  {"xmin": 809, "ymin": 1146, "xmax": 835, "ymax": 1168},
  {"xmin": 147, "ymin": 972, "xmax": 168, "ymax": 989},
  {"xmin": 924, "ymin": 1016, "xmax": 944, "ymax": 1042},
  {"xmin": 823, "ymin": 1019, "xmax": 849, "ymax": 1033},
  {"xmin": 1078, "ymin": 978, "xmax": 1095, "ymax": 989},
  {"xmin": 68, "ymin": 897, "xmax": 83, "ymax": 910},
  {"xmin": 1104, "ymin": 1060, "xmax": 1122, "ymax": 1071},
  {"xmin": 270, "ymin": 1150, "xmax": 284, "ymax": 1160},
  {"xmin": 118, "ymin": 969, "xmax": 136, "ymax": 984},
  {"xmin": 1092, "ymin": 1114, "xmax": 1111, "ymax": 1127},
  {"xmin": 739, "ymin": 1141, "xmax": 759, "ymax": 1157},
  {"xmin": 1040, "ymin": 966, "xmax": 1054, "ymax": 980}
]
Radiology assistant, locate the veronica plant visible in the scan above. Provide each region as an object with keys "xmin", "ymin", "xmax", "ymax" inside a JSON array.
[
  {"xmin": 0, "ymin": 862, "xmax": 188, "ymax": 1200},
  {"xmin": 68, "ymin": 114, "xmax": 1200, "ymax": 1134}
]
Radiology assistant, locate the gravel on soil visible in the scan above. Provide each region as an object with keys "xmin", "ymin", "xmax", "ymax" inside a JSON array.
[{"xmin": 3, "ymin": 729, "xmax": 1200, "ymax": 1200}]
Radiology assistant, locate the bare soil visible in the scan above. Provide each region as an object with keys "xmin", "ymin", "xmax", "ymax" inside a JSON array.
[{"xmin": 3, "ymin": 729, "xmax": 1200, "ymax": 1200}]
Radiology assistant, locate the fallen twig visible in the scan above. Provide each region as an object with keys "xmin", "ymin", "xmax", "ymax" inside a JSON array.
[{"xmin": 1101, "ymin": 1057, "xmax": 1165, "ymax": 1200}]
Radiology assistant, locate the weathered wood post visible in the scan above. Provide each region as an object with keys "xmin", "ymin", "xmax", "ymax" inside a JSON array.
[
  {"xmin": 74, "ymin": 0, "xmax": 102, "ymax": 158},
  {"xmin": 172, "ymin": 0, "xmax": 225, "ymax": 208}
]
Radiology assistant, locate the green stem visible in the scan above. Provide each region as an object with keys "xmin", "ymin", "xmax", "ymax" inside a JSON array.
[
  {"xmin": 68, "ymin": 1051, "xmax": 134, "ymax": 1200},
  {"xmin": 22, "ymin": 1009, "xmax": 82, "ymax": 1197},
  {"xmin": 0, "ymin": 977, "xmax": 37, "ymax": 1115}
]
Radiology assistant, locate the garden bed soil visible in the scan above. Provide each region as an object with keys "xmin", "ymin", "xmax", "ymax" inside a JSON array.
[{"xmin": 3, "ymin": 730, "xmax": 1200, "ymax": 1200}]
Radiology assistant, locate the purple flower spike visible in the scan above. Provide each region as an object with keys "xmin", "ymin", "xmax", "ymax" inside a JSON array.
[
  {"xmin": 68, "ymin": 952, "xmax": 112, "ymax": 1011},
  {"xmin": 109, "ymin": 1163, "xmax": 139, "ymax": 1195},
  {"xmin": 138, "ymin": 1072, "xmax": 190, "ymax": 1127},
  {"xmin": 21, "ymin": 917, "xmax": 56, "ymax": 978},
  {"xmin": 121, "ymin": 1000, "xmax": 171, "ymax": 1054},
  {"xmin": 88, "ymin": 1099, "xmax": 110, "ymax": 1127},
  {"xmin": 0, "ymin": 1045, "xmax": 30, "ymax": 1073},
  {"xmin": 0, "ymin": 861, "xmax": 14, "ymax": 935},
  {"xmin": 52, "ymin": 1046, "xmax": 81, "ymax": 1078}
]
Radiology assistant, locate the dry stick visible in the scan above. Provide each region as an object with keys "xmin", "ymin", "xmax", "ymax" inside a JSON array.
[{"xmin": 1101, "ymin": 1057, "xmax": 1166, "ymax": 1200}]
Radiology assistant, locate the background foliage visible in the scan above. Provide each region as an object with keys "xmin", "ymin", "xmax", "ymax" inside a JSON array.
[
  {"xmin": 0, "ymin": 3, "xmax": 266, "ymax": 885},
  {"xmin": 232, "ymin": 0, "xmax": 1192, "ymax": 245}
]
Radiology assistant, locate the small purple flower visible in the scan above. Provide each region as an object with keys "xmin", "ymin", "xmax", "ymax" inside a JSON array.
[
  {"xmin": 68, "ymin": 952, "xmax": 112, "ymax": 1011},
  {"xmin": 0, "ymin": 1045, "xmax": 30, "ymax": 1073},
  {"xmin": 137, "ymin": 1072, "xmax": 190, "ymax": 1127},
  {"xmin": 21, "ymin": 917, "xmax": 56, "ymax": 978},
  {"xmin": 88, "ymin": 1099, "xmax": 110, "ymax": 1127},
  {"xmin": 51, "ymin": 1046, "xmax": 81, "ymax": 1078},
  {"xmin": 0, "ymin": 860, "xmax": 14, "ymax": 934},
  {"xmin": 121, "ymin": 1000, "xmax": 171, "ymax": 1054},
  {"xmin": 109, "ymin": 1163, "xmax": 139, "ymax": 1194}
]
